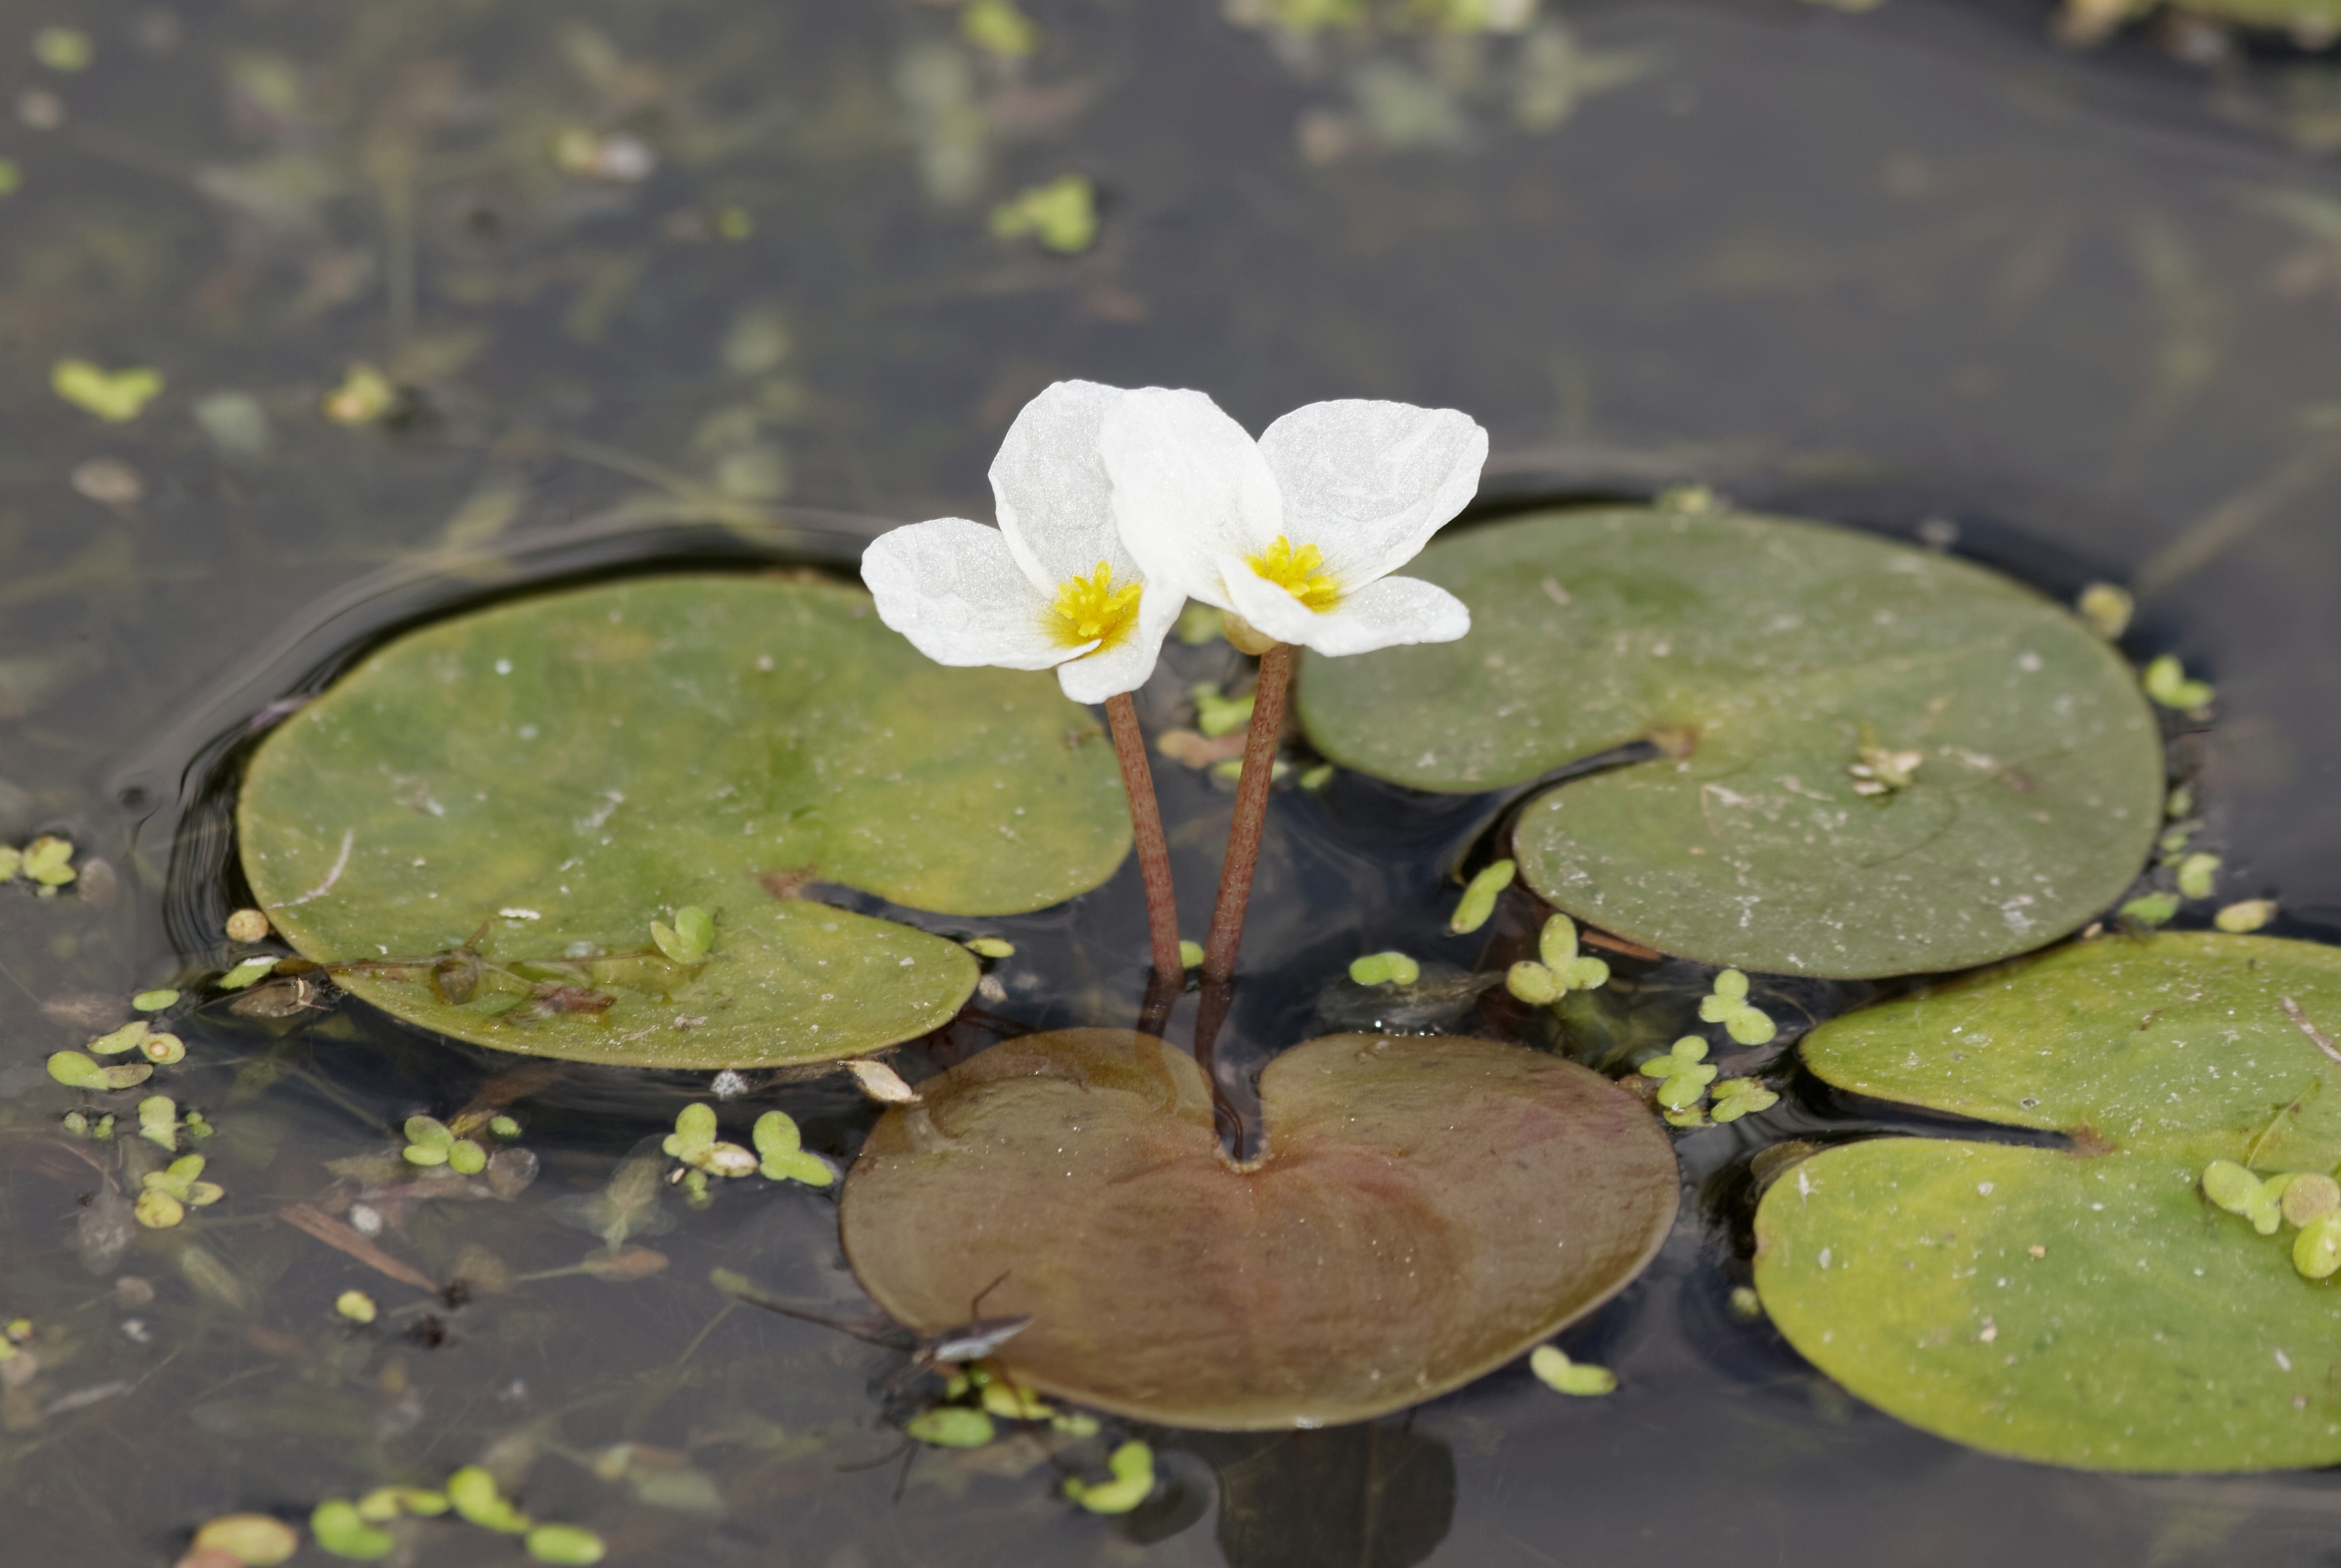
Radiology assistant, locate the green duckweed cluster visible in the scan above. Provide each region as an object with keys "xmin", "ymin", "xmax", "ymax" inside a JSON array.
[
  {"xmin": 2, "ymin": 833, "xmax": 79, "ymax": 893},
  {"xmin": 1061, "ymin": 1440, "xmax": 1155, "ymax": 1514},
  {"xmin": 988, "ymin": 174, "xmax": 1098, "ymax": 254},
  {"xmin": 1190, "ymin": 681, "xmax": 1256, "ymax": 739},
  {"xmin": 649, "ymin": 904, "xmax": 715, "ymax": 965},
  {"xmin": 1637, "ymin": 1037, "xmax": 1779, "ymax": 1129},
  {"xmin": 1349, "ymin": 950, "xmax": 1422, "ymax": 986},
  {"xmin": 907, "ymin": 1362, "xmax": 1104, "ymax": 1451},
  {"xmin": 1528, "ymin": 1344, "xmax": 1617, "ymax": 1396},
  {"xmin": 402, "ymin": 1116, "xmax": 490, "ymax": 1174},
  {"xmin": 308, "ymin": 1468, "xmax": 604, "ymax": 1563},
  {"xmin": 2201, "ymin": 1159, "xmax": 2341, "ymax": 1279},
  {"xmin": 663, "ymin": 1103, "xmax": 832, "ymax": 1204},
  {"xmin": 136, "ymin": 1153, "xmax": 224, "ymax": 1229},
  {"xmin": 1504, "ymin": 914, "xmax": 1610, "ymax": 1005},
  {"xmin": 1698, "ymin": 969, "xmax": 1776, "ymax": 1046},
  {"xmin": 1450, "ymin": 859, "xmax": 1516, "ymax": 935},
  {"xmin": 2143, "ymin": 654, "xmax": 2214, "ymax": 710}
]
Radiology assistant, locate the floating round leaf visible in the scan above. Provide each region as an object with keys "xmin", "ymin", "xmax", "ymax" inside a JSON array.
[
  {"xmin": 1755, "ymin": 933, "xmax": 2341, "ymax": 1470},
  {"xmin": 841, "ymin": 1028, "xmax": 1676, "ymax": 1429},
  {"xmin": 237, "ymin": 575, "xmax": 1131, "ymax": 1067},
  {"xmin": 1297, "ymin": 507, "xmax": 2164, "ymax": 977}
]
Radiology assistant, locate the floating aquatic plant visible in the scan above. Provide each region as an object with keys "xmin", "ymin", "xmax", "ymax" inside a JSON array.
[
  {"xmin": 1755, "ymin": 932, "xmax": 2341, "ymax": 1470},
  {"xmin": 237, "ymin": 575, "xmax": 1130, "ymax": 1067},
  {"xmin": 841, "ymin": 1028, "xmax": 1674, "ymax": 1428},
  {"xmin": 1298, "ymin": 503, "xmax": 2167, "ymax": 977}
]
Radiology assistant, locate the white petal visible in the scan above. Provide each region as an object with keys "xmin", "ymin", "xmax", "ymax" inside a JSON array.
[
  {"xmin": 861, "ymin": 519, "xmax": 1087, "ymax": 670},
  {"xmin": 1256, "ymin": 400, "xmax": 1487, "ymax": 587},
  {"xmin": 1055, "ymin": 575, "xmax": 1183, "ymax": 702},
  {"xmin": 989, "ymin": 381, "xmax": 1135, "ymax": 594},
  {"xmin": 1102, "ymin": 388, "xmax": 1283, "ymax": 610},
  {"xmin": 1228, "ymin": 571, "xmax": 1469, "ymax": 657}
]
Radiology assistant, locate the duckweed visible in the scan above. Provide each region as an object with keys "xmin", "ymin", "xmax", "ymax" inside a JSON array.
[
  {"xmin": 402, "ymin": 1116, "xmax": 486, "ymax": 1174},
  {"xmin": 335, "ymin": 1290, "xmax": 377, "ymax": 1324},
  {"xmin": 1450, "ymin": 859, "xmax": 1515, "ymax": 935},
  {"xmin": 89, "ymin": 1021, "xmax": 147, "ymax": 1055},
  {"xmin": 2121, "ymin": 892, "xmax": 2181, "ymax": 927},
  {"xmin": 132, "ymin": 988, "xmax": 179, "ymax": 1012},
  {"xmin": 323, "ymin": 365, "xmax": 398, "ymax": 424},
  {"xmin": 988, "ymin": 174, "xmax": 1098, "ymax": 254},
  {"xmin": 1698, "ymin": 969, "xmax": 1776, "ymax": 1045},
  {"xmin": 2177, "ymin": 853, "xmax": 2221, "ymax": 900},
  {"xmin": 446, "ymin": 1466, "xmax": 531, "ymax": 1533},
  {"xmin": 224, "ymin": 907, "xmax": 271, "ymax": 942},
  {"xmin": 964, "ymin": 936, "xmax": 1015, "ymax": 959},
  {"xmin": 47, "ymin": 1050, "xmax": 151, "ymax": 1091},
  {"xmin": 2142, "ymin": 653, "xmax": 2213, "ymax": 709},
  {"xmin": 1191, "ymin": 681, "xmax": 1256, "ymax": 738},
  {"xmin": 1511, "ymin": 914, "xmax": 1613, "ymax": 1003},
  {"xmin": 962, "ymin": 0, "xmax": 1041, "ymax": 57},
  {"xmin": 906, "ymin": 1406, "xmax": 995, "ymax": 1447},
  {"xmin": 1506, "ymin": 961, "xmax": 1562, "ymax": 1004},
  {"xmin": 219, "ymin": 957, "xmax": 277, "ymax": 990},
  {"xmin": 649, "ymin": 904, "xmax": 715, "ymax": 964},
  {"xmin": 752, "ymin": 1110, "xmax": 834, "ymax": 1187},
  {"xmin": 51, "ymin": 362, "xmax": 161, "ymax": 423},
  {"xmin": 309, "ymin": 1500, "xmax": 394, "ymax": 1561},
  {"xmin": 1528, "ymin": 1344, "xmax": 1617, "ymax": 1395},
  {"xmin": 2217, "ymin": 899, "xmax": 2278, "ymax": 933},
  {"xmin": 1179, "ymin": 940, "xmax": 1204, "ymax": 968},
  {"xmin": 1349, "ymin": 951, "xmax": 1421, "ymax": 986},
  {"xmin": 524, "ymin": 1524, "xmax": 608, "ymax": 1565},
  {"xmin": 2076, "ymin": 582, "xmax": 2133, "ymax": 640},
  {"xmin": 1062, "ymin": 1440, "xmax": 1154, "ymax": 1514}
]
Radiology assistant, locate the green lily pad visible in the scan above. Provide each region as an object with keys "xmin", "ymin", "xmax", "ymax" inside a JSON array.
[
  {"xmin": 1296, "ymin": 506, "xmax": 2164, "ymax": 978},
  {"xmin": 237, "ymin": 575, "xmax": 1131, "ymax": 1068},
  {"xmin": 840, "ymin": 1028, "xmax": 1677, "ymax": 1429},
  {"xmin": 1755, "ymin": 932, "xmax": 2341, "ymax": 1470}
]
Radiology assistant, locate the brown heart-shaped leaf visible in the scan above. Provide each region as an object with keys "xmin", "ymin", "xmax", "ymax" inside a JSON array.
[{"xmin": 840, "ymin": 1028, "xmax": 1678, "ymax": 1430}]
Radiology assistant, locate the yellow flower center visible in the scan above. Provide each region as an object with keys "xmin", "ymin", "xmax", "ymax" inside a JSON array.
[
  {"xmin": 1045, "ymin": 560, "xmax": 1143, "ymax": 651},
  {"xmin": 1246, "ymin": 535, "xmax": 1341, "ymax": 612}
]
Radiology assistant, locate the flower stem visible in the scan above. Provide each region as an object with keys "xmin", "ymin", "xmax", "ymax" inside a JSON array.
[
  {"xmin": 1200, "ymin": 641, "xmax": 1294, "ymax": 986},
  {"xmin": 1104, "ymin": 692, "xmax": 1185, "ymax": 985}
]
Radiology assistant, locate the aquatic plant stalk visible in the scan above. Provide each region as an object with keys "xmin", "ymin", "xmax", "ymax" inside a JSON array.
[
  {"xmin": 1200, "ymin": 641, "xmax": 1294, "ymax": 985},
  {"xmin": 1105, "ymin": 693, "xmax": 1184, "ymax": 982}
]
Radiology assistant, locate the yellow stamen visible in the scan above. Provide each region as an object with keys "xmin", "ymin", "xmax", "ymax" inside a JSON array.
[
  {"xmin": 1246, "ymin": 535, "xmax": 1341, "ymax": 612},
  {"xmin": 1044, "ymin": 560, "xmax": 1143, "ymax": 651}
]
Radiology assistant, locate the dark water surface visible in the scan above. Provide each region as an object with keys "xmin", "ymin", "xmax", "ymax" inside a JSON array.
[{"xmin": 6, "ymin": 0, "xmax": 2341, "ymax": 1563}]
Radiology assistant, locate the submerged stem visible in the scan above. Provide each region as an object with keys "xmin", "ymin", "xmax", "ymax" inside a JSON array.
[
  {"xmin": 1200, "ymin": 641, "xmax": 1294, "ymax": 986},
  {"xmin": 1104, "ymin": 693, "xmax": 1185, "ymax": 984}
]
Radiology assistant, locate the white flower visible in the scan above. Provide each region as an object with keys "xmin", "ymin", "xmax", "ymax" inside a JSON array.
[
  {"xmin": 860, "ymin": 381, "xmax": 1183, "ymax": 704},
  {"xmin": 1100, "ymin": 391, "xmax": 1485, "ymax": 656}
]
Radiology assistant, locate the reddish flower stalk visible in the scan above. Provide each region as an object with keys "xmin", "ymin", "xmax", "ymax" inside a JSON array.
[
  {"xmin": 1104, "ymin": 693, "xmax": 1185, "ymax": 984},
  {"xmin": 1199, "ymin": 641, "xmax": 1294, "ymax": 986}
]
